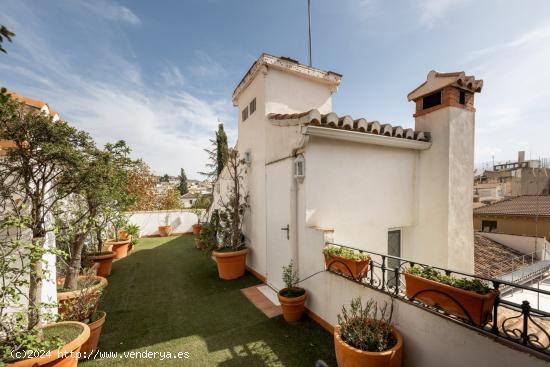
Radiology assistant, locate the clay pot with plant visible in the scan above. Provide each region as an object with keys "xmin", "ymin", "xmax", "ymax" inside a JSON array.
[
  {"xmin": 125, "ymin": 223, "xmax": 140, "ymax": 253},
  {"xmin": 58, "ymin": 275, "xmax": 108, "ymax": 358},
  {"xmin": 323, "ymin": 245, "xmax": 370, "ymax": 280},
  {"xmin": 334, "ymin": 297, "xmax": 403, "ymax": 367},
  {"xmin": 212, "ymin": 149, "xmax": 249, "ymax": 280},
  {"xmin": 158, "ymin": 213, "xmax": 172, "ymax": 237},
  {"xmin": 277, "ymin": 260, "xmax": 307, "ymax": 322},
  {"xmin": 404, "ymin": 266, "xmax": 499, "ymax": 326}
]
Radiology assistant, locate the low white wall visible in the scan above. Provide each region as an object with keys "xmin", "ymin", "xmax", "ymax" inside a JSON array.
[
  {"xmin": 126, "ymin": 209, "xmax": 200, "ymax": 237},
  {"xmin": 482, "ymin": 232, "xmax": 549, "ymax": 260},
  {"xmin": 298, "ymin": 228, "xmax": 548, "ymax": 367}
]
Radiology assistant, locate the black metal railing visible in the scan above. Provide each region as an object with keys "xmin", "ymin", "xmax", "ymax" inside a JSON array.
[{"xmin": 324, "ymin": 242, "xmax": 550, "ymax": 359}]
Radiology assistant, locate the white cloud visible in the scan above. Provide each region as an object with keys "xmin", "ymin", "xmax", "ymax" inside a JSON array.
[
  {"xmin": 189, "ymin": 51, "xmax": 227, "ymax": 78},
  {"xmin": 160, "ymin": 65, "xmax": 185, "ymax": 88},
  {"xmin": 80, "ymin": 0, "xmax": 141, "ymax": 26},
  {"xmin": 466, "ymin": 21, "xmax": 550, "ymax": 164},
  {"xmin": 416, "ymin": 0, "xmax": 469, "ymax": 28},
  {"xmin": 0, "ymin": 1, "xmax": 233, "ymax": 178}
]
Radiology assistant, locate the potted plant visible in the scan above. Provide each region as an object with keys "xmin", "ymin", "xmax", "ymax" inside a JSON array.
[
  {"xmin": 277, "ymin": 261, "xmax": 306, "ymax": 322},
  {"xmin": 126, "ymin": 223, "xmax": 140, "ymax": 253},
  {"xmin": 0, "ymin": 210, "xmax": 90, "ymax": 366},
  {"xmin": 404, "ymin": 266, "xmax": 498, "ymax": 326},
  {"xmin": 58, "ymin": 276, "xmax": 107, "ymax": 358},
  {"xmin": 191, "ymin": 208, "xmax": 203, "ymax": 235},
  {"xmin": 323, "ymin": 245, "xmax": 370, "ymax": 280},
  {"xmin": 158, "ymin": 213, "xmax": 172, "ymax": 237},
  {"xmin": 334, "ymin": 297, "xmax": 403, "ymax": 367},
  {"xmin": 57, "ymin": 270, "xmax": 107, "ymax": 316},
  {"xmin": 8, "ymin": 321, "xmax": 91, "ymax": 367},
  {"xmin": 87, "ymin": 250, "xmax": 116, "ymax": 278},
  {"xmin": 212, "ymin": 149, "xmax": 249, "ymax": 280}
]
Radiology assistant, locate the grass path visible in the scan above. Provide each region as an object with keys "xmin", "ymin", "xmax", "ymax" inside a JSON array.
[{"xmin": 84, "ymin": 235, "xmax": 336, "ymax": 366}]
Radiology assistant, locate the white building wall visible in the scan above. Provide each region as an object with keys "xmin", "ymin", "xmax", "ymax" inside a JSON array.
[
  {"xmin": 126, "ymin": 209, "xmax": 199, "ymax": 237},
  {"xmin": 302, "ymin": 136, "xmax": 419, "ymax": 256}
]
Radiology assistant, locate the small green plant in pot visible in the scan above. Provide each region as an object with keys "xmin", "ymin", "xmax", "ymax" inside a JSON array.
[
  {"xmin": 126, "ymin": 223, "xmax": 140, "ymax": 252},
  {"xmin": 323, "ymin": 245, "xmax": 370, "ymax": 280},
  {"xmin": 277, "ymin": 261, "xmax": 307, "ymax": 322},
  {"xmin": 334, "ymin": 297, "xmax": 403, "ymax": 367}
]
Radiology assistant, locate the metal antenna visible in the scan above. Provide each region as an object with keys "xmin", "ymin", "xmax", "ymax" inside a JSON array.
[{"xmin": 308, "ymin": 0, "xmax": 312, "ymax": 67}]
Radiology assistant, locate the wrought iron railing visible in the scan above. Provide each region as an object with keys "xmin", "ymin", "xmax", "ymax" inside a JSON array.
[{"xmin": 324, "ymin": 242, "xmax": 550, "ymax": 359}]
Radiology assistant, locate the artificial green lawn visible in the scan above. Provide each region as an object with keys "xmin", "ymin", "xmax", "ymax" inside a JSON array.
[{"xmin": 84, "ymin": 235, "xmax": 336, "ymax": 366}]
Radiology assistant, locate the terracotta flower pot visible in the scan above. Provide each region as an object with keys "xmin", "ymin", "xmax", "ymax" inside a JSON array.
[
  {"xmin": 79, "ymin": 311, "xmax": 106, "ymax": 357},
  {"xmin": 404, "ymin": 272, "xmax": 499, "ymax": 326},
  {"xmin": 158, "ymin": 225, "xmax": 172, "ymax": 237},
  {"xmin": 334, "ymin": 324, "xmax": 403, "ymax": 367},
  {"xmin": 89, "ymin": 251, "xmax": 116, "ymax": 277},
  {"xmin": 10, "ymin": 321, "xmax": 90, "ymax": 367},
  {"xmin": 278, "ymin": 288, "xmax": 307, "ymax": 322},
  {"xmin": 117, "ymin": 229, "xmax": 129, "ymax": 240},
  {"xmin": 57, "ymin": 276, "xmax": 108, "ymax": 315},
  {"xmin": 192, "ymin": 223, "xmax": 202, "ymax": 235},
  {"xmin": 324, "ymin": 254, "xmax": 370, "ymax": 280},
  {"xmin": 105, "ymin": 239, "xmax": 131, "ymax": 259},
  {"xmin": 213, "ymin": 248, "xmax": 248, "ymax": 280}
]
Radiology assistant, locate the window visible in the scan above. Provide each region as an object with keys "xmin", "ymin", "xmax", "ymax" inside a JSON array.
[
  {"xmin": 481, "ymin": 220, "xmax": 497, "ymax": 232},
  {"xmin": 387, "ymin": 230, "xmax": 401, "ymax": 287},
  {"xmin": 249, "ymin": 98, "xmax": 256, "ymax": 115},
  {"xmin": 422, "ymin": 91, "xmax": 441, "ymax": 110},
  {"xmin": 459, "ymin": 90, "xmax": 466, "ymax": 105},
  {"xmin": 242, "ymin": 106, "xmax": 249, "ymax": 122}
]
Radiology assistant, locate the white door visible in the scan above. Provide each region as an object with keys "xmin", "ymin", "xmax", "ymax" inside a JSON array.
[{"xmin": 266, "ymin": 159, "xmax": 293, "ymax": 291}]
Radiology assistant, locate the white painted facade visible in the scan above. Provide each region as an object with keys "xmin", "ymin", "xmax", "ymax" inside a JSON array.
[{"xmin": 212, "ymin": 54, "xmax": 477, "ymax": 286}]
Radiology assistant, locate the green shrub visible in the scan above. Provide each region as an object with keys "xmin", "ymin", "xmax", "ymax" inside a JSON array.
[
  {"xmin": 405, "ymin": 266, "xmax": 490, "ymax": 294},
  {"xmin": 337, "ymin": 297, "xmax": 396, "ymax": 352},
  {"xmin": 322, "ymin": 245, "xmax": 370, "ymax": 261},
  {"xmin": 126, "ymin": 224, "xmax": 140, "ymax": 246}
]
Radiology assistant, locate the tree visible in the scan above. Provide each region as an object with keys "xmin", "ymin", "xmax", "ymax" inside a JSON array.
[
  {"xmin": 0, "ymin": 98, "xmax": 95, "ymax": 326},
  {"xmin": 57, "ymin": 141, "xmax": 133, "ymax": 290},
  {"xmin": 159, "ymin": 174, "xmax": 169, "ymax": 182},
  {"xmin": 158, "ymin": 186, "xmax": 182, "ymax": 210},
  {"xmin": 177, "ymin": 168, "xmax": 188, "ymax": 195},
  {"xmin": 200, "ymin": 123, "xmax": 228, "ymax": 180},
  {"xmin": 126, "ymin": 160, "xmax": 158, "ymax": 211},
  {"xmin": 217, "ymin": 149, "xmax": 248, "ymax": 250},
  {"xmin": 191, "ymin": 194, "xmax": 212, "ymax": 209},
  {"xmin": 0, "ymin": 25, "xmax": 15, "ymax": 54}
]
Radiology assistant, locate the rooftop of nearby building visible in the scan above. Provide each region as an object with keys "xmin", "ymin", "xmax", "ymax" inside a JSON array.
[
  {"xmin": 474, "ymin": 195, "xmax": 550, "ymax": 217},
  {"xmin": 474, "ymin": 232, "xmax": 532, "ymax": 278},
  {"xmin": 5, "ymin": 89, "xmax": 59, "ymax": 118}
]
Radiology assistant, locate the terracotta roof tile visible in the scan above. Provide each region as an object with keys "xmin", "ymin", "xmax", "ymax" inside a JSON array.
[
  {"xmin": 268, "ymin": 109, "xmax": 430, "ymax": 142},
  {"xmin": 473, "ymin": 195, "xmax": 550, "ymax": 217},
  {"xmin": 474, "ymin": 233, "xmax": 532, "ymax": 278}
]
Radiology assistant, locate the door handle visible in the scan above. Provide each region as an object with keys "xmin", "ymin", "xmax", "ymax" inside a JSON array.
[{"xmin": 281, "ymin": 224, "xmax": 289, "ymax": 240}]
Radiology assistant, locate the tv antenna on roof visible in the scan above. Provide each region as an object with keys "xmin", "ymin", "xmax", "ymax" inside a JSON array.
[{"xmin": 308, "ymin": 0, "xmax": 312, "ymax": 67}]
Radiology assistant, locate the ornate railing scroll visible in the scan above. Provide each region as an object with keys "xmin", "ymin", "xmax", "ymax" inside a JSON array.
[{"xmin": 325, "ymin": 242, "xmax": 550, "ymax": 358}]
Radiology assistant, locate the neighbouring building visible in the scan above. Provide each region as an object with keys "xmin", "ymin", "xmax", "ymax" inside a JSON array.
[
  {"xmin": 1, "ymin": 90, "xmax": 60, "ymax": 154},
  {"xmin": 182, "ymin": 192, "xmax": 200, "ymax": 208},
  {"xmin": 474, "ymin": 195, "xmax": 550, "ymax": 240},
  {"xmin": 473, "ymin": 182, "xmax": 505, "ymax": 204},
  {"xmin": 476, "ymin": 151, "xmax": 550, "ymax": 197}
]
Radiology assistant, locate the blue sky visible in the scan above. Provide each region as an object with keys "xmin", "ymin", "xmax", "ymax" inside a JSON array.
[{"xmin": 1, "ymin": 0, "xmax": 550, "ymax": 178}]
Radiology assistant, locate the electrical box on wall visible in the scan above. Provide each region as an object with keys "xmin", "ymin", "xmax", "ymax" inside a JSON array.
[{"xmin": 294, "ymin": 155, "xmax": 305, "ymax": 182}]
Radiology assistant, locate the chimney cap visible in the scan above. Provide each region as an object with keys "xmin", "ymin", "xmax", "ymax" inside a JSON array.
[{"xmin": 407, "ymin": 70, "xmax": 483, "ymax": 101}]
